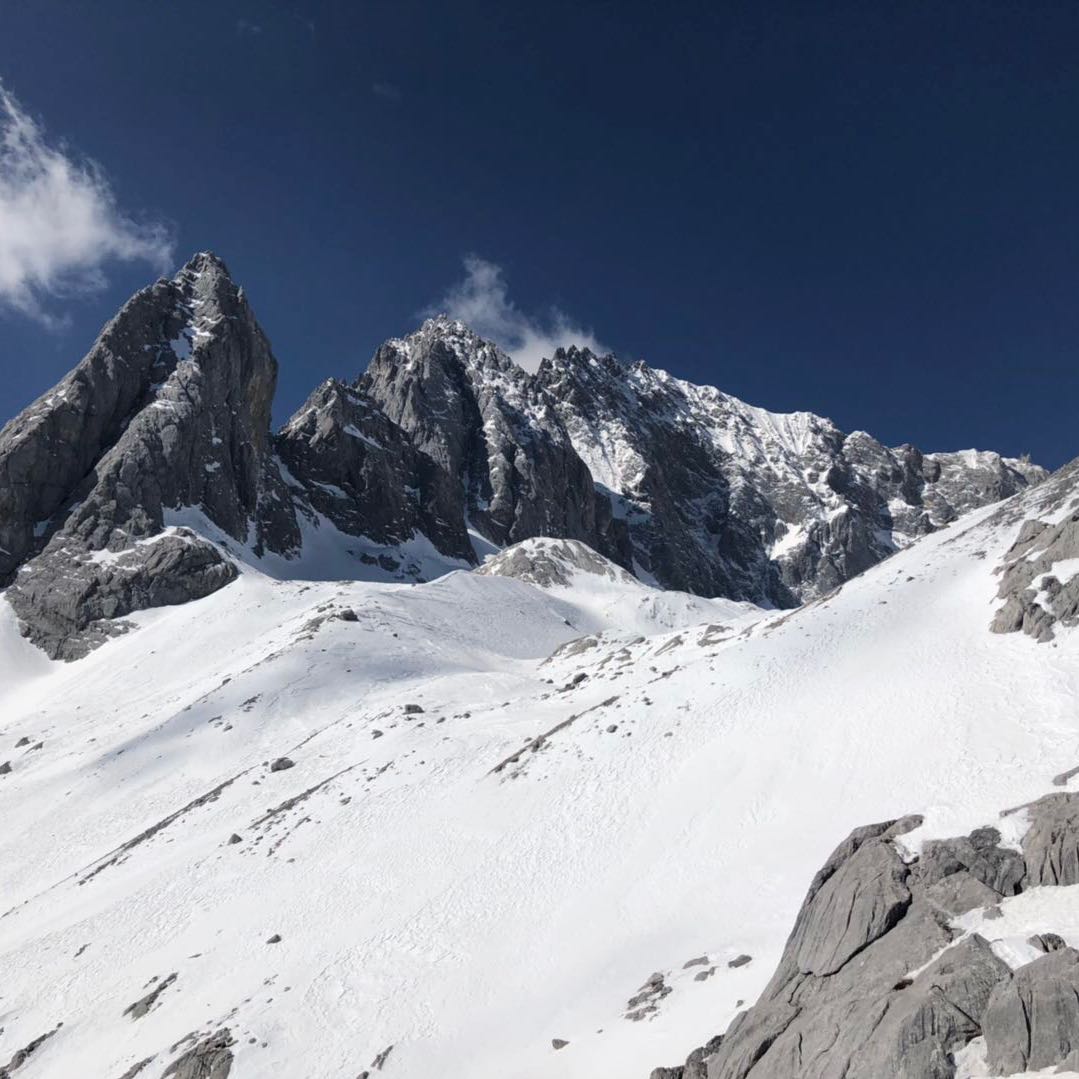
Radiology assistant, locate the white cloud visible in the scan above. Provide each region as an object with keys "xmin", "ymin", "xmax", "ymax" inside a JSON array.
[
  {"xmin": 0, "ymin": 84, "xmax": 173, "ymax": 328},
  {"xmin": 428, "ymin": 255, "xmax": 610, "ymax": 372}
]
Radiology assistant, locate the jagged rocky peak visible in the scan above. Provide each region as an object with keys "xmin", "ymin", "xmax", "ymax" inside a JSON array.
[
  {"xmin": 0, "ymin": 251, "xmax": 299, "ymax": 659},
  {"xmin": 533, "ymin": 345, "xmax": 1046, "ymax": 604},
  {"xmin": 361, "ymin": 316, "xmax": 632, "ymax": 566}
]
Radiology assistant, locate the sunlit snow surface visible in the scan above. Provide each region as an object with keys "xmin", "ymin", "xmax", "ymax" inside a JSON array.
[{"xmin": 0, "ymin": 488, "xmax": 1077, "ymax": 1078}]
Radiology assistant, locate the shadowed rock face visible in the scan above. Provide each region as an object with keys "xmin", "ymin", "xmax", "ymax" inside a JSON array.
[
  {"xmin": 0, "ymin": 253, "xmax": 300, "ymax": 658},
  {"xmin": 275, "ymin": 377, "xmax": 473, "ymax": 562},
  {"xmin": 361, "ymin": 319, "xmax": 632, "ymax": 567},
  {"xmin": 647, "ymin": 792, "xmax": 1079, "ymax": 1079}
]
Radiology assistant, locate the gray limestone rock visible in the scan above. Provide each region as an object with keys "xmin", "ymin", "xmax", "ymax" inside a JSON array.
[
  {"xmin": 1028, "ymin": 932, "xmax": 1068, "ymax": 953},
  {"xmin": 1021, "ymin": 791, "xmax": 1079, "ymax": 885},
  {"xmin": 991, "ymin": 461, "xmax": 1079, "ymax": 641},
  {"xmin": 276, "ymin": 377, "xmax": 473, "ymax": 567},
  {"xmin": 362, "ymin": 318, "xmax": 632, "ymax": 567},
  {"xmin": 0, "ymin": 253, "xmax": 300, "ymax": 659},
  {"xmin": 123, "ymin": 973, "xmax": 178, "ymax": 1020},
  {"xmin": 650, "ymin": 814, "xmax": 1051, "ymax": 1079},
  {"xmin": 162, "ymin": 1028, "xmax": 234, "ymax": 1079},
  {"xmin": 983, "ymin": 948, "xmax": 1079, "ymax": 1073},
  {"xmin": 532, "ymin": 345, "xmax": 1044, "ymax": 604}
]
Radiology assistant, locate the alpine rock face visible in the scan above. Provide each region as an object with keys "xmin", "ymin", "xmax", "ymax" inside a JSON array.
[
  {"xmin": 0, "ymin": 255, "xmax": 1043, "ymax": 657},
  {"xmin": 0, "ymin": 254, "xmax": 300, "ymax": 659}
]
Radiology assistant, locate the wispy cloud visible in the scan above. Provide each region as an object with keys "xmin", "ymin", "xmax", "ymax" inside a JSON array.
[
  {"xmin": 427, "ymin": 255, "xmax": 609, "ymax": 373},
  {"xmin": 372, "ymin": 81, "xmax": 402, "ymax": 102},
  {"xmin": 0, "ymin": 84, "xmax": 173, "ymax": 328}
]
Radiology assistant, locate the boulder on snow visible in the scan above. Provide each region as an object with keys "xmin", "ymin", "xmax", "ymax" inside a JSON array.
[{"xmin": 162, "ymin": 1028, "xmax": 234, "ymax": 1079}]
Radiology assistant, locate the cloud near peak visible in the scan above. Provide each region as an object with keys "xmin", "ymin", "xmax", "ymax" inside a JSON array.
[
  {"xmin": 0, "ymin": 84, "xmax": 173, "ymax": 328},
  {"xmin": 427, "ymin": 255, "xmax": 609, "ymax": 373}
]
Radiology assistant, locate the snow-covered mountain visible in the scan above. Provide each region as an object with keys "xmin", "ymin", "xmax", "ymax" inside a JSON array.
[
  {"xmin": 0, "ymin": 419, "xmax": 1076, "ymax": 1079},
  {"xmin": 0, "ymin": 253, "xmax": 1041, "ymax": 660},
  {"xmin": 1, "ymin": 253, "xmax": 1075, "ymax": 1079}
]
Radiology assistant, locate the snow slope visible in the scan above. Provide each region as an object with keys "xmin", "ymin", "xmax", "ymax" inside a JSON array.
[{"xmin": 0, "ymin": 473, "xmax": 1077, "ymax": 1078}]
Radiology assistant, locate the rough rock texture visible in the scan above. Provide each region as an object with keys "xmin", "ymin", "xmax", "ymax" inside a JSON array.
[
  {"xmin": 362, "ymin": 322, "xmax": 1041, "ymax": 604},
  {"xmin": 983, "ymin": 948, "xmax": 1079, "ymax": 1073},
  {"xmin": 650, "ymin": 1035, "xmax": 724, "ymax": 1079},
  {"xmin": 161, "ymin": 1029, "xmax": 234, "ymax": 1079},
  {"xmin": 276, "ymin": 377, "xmax": 472, "ymax": 562},
  {"xmin": 646, "ymin": 792, "xmax": 1079, "ymax": 1079},
  {"xmin": 990, "ymin": 460, "xmax": 1079, "ymax": 641},
  {"xmin": 362, "ymin": 318, "xmax": 632, "ymax": 566},
  {"xmin": 0, "ymin": 267, "xmax": 1046, "ymax": 659},
  {"xmin": 534, "ymin": 346, "xmax": 1045, "ymax": 603},
  {"xmin": 0, "ymin": 253, "xmax": 300, "ymax": 658}
]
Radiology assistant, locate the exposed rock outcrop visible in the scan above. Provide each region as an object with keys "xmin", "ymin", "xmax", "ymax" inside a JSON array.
[
  {"xmin": 649, "ymin": 792, "xmax": 1079, "ymax": 1079},
  {"xmin": 535, "ymin": 346, "xmax": 1045, "ymax": 603},
  {"xmin": 0, "ymin": 253, "xmax": 299, "ymax": 658},
  {"xmin": 990, "ymin": 464, "xmax": 1079, "ymax": 641},
  {"xmin": 276, "ymin": 377, "xmax": 472, "ymax": 562},
  {"xmin": 361, "ymin": 318, "xmax": 632, "ymax": 566},
  {"xmin": 161, "ymin": 1028, "xmax": 234, "ymax": 1079}
]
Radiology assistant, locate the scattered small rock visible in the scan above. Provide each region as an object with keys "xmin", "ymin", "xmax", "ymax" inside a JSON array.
[
  {"xmin": 269, "ymin": 758, "xmax": 294, "ymax": 772},
  {"xmin": 371, "ymin": 1044, "xmax": 393, "ymax": 1069},
  {"xmin": 227, "ymin": 833, "xmax": 243, "ymax": 845},
  {"xmin": 403, "ymin": 704, "xmax": 424, "ymax": 715},
  {"xmin": 0, "ymin": 761, "xmax": 11, "ymax": 775},
  {"xmin": 336, "ymin": 608, "xmax": 358, "ymax": 622},
  {"xmin": 266, "ymin": 934, "xmax": 282, "ymax": 944},
  {"xmin": 727, "ymin": 954, "xmax": 752, "ymax": 968},
  {"xmin": 371, "ymin": 729, "xmax": 384, "ymax": 739},
  {"xmin": 552, "ymin": 1039, "xmax": 569, "ymax": 1050},
  {"xmin": 683, "ymin": 955, "xmax": 709, "ymax": 968},
  {"xmin": 1028, "ymin": 932, "xmax": 1068, "ymax": 953},
  {"xmin": 14, "ymin": 736, "xmax": 30, "ymax": 747},
  {"xmin": 606, "ymin": 724, "xmax": 618, "ymax": 733}
]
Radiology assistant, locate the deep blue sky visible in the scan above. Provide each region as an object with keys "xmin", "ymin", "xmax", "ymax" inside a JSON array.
[{"xmin": 1, "ymin": 1, "xmax": 1077, "ymax": 467}]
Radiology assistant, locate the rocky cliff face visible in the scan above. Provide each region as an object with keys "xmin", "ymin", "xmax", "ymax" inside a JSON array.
[
  {"xmin": 0, "ymin": 253, "xmax": 299, "ymax": 658},
  {"xmin": 535, "ymin": 346, "xmax": 1045, "ymax": 603},
  {"xmin": 275, "ymin": 377, "xmax": 473, "ymax": 564},
  {"xmin": 360, "ymin": 318, "xmax": 632, "ymax": 566}
]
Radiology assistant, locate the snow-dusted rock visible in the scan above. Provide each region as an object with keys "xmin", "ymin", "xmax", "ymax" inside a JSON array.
[
  {"xmin": 534, "ymin": 345, "xmax": 1045, "ymax": 603},
  {"xmin": 361, "ymin": 318, "xmax": 632, "ymax": 565},
  {"xmin": 276, "ymin": 376, "xmax": 473, "ymax": 563},
  {"xmin": 0, "ymin": 253, "xmax": 299, "ymax": 658},
  {"xmin": 666, "ymin": 788, "xmax": 1079, "ymax": 1079}
]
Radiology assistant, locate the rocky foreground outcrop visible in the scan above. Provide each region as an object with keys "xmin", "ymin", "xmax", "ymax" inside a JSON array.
[{"xmin": 650, "ymin": 791, "xmax": 1079, "ymax": 1078}]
